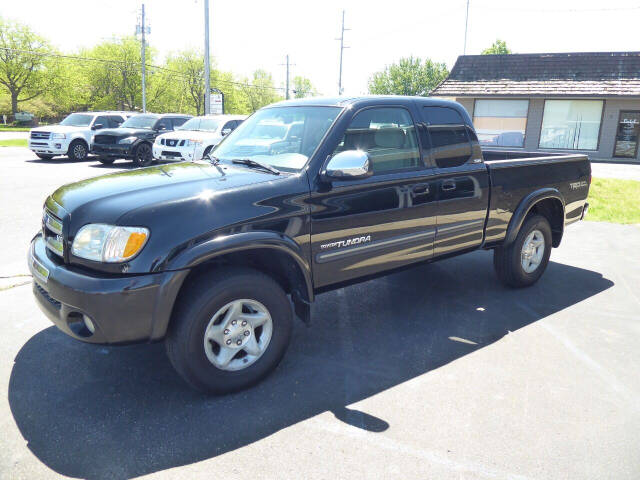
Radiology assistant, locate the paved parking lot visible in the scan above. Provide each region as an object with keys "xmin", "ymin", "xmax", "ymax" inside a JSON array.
[{"xmin": 1, "ymin": 148, "xmax": 639, "ymax": 479}]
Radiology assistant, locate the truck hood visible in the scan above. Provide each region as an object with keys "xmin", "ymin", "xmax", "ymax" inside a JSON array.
[
  {"xmin": 158, "ymin": 130, "xmax": 220, "ymax": 141},
  {"xmin": 32, "ymin": 125, "xmax": 86, "ymax": 134},
  {"xmin": 94, "ymin": 127, "xmax": 154, "ymax": 137},
  {"xmin": 50, "ymin": 161, "xmax": 283, "ymax": 227}
]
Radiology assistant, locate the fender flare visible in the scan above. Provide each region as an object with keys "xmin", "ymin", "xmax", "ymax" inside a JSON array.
[
  {"xmin": 164, "ymin": 230, "xmax": 314, "ymax": 303},
  {"xmin": 503, "ymin": 188, "xmax": 565, "ymax": 247}
]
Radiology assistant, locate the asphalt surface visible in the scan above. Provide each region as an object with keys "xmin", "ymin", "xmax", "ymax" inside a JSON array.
[{"xmin": 1, "ymin": 148, "xmax": 639, "ymax": 479}]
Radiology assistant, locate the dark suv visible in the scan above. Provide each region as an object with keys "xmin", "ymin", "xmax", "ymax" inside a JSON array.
[{"xmin": 91, "ymin": 113, "xmax": 192, "ymax": 167}]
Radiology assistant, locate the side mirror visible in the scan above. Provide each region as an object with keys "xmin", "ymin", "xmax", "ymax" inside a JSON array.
[
  {"xmin": 221, "ymin": 128, "xmax": 232, "ymax": 136},
  {"xmin": 92, "ymin": 124, "xmax": 104, "ymax": 130},
  {"xmin": 322, "ymin": 150, "xmax": 372, "ymax": 180}
]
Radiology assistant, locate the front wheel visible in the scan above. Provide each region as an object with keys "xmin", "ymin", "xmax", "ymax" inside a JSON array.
[
  {"xmin": 67, "ymin": 140, "xmax": 88, "ymax": 161},
  {"xmin": 165, "ymin": 267, "xmax": 293, "ymax": 394},
  {"xmin": 493, "ymin": 214, "xmax": 552, "ymax": 288},
  {"xmin": 132, "ymin": 143, "xmax": 153, "ymax": 167}
]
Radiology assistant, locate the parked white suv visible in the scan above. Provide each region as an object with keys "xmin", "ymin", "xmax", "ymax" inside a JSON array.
[
  {"xmin": 29, "ymin": 111, "xmax": 136, "ymax": 161},
  {"xmin": 152, "ymin": 114, "xmax": 246, "ymax": 162}
]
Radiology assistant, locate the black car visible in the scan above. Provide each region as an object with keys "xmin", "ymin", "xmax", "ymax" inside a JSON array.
[
  {"xmin": 29, "ymin": 96, "xmax": 591, "ymax": 394},
  {"xmin": 91, "ymin": 113, "xmax": 192, "ymax": 167}
]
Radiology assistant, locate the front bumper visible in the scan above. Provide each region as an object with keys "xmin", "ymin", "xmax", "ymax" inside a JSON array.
[
  {"xmin": 29, "ymin": 139, "xmax": 70, "ymax": 155},
  {"xmin": 28, "ymin": 234, "xmax": 187, "ymax": 344},
  {"xmin": 152, "ymin": 143, "xmax": 202, "ymax": 162},
  {"xmin": 90, "ymin": 143, "xmax": 134, "ymax": 159}
]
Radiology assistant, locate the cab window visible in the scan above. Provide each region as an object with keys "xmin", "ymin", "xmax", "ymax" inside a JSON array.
[
  {"xmin": 171, "ymin": 117, "xmax": 188, "ymax": 129},
  {"xmin": 93, "ymin": 116, "xmax": 109, "ymax": 129},
  {"xmin": 422, "ymin": 106, "xmax": 472, "ymax": 168},
  {"xmin": 332, "ymin": 107, "xmax": 421, "ymax": 174},
  {"xmin": 155, "ymin": 118, "xmax": 172, "ymax": 131}
]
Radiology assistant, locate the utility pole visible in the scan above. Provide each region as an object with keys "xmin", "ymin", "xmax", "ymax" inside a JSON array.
[
  {"xmin": 137, "ymin": 4, "xmax": 149, "ymax": 112},
  {"xmin": 336, "ymin": 10, "xmax": 350, "ymax": 95},
  {"xmin": 285, "ymin": 55, "xmax": 290, "ymax": 100},
  {"xmin": 280, "ymin": 55, "xmax": 295, "ymax": 99},
  {"xmin": 204, "ymin": 0, "xmax": 211, "ymax": 115},
  {"xmin": 463, "ymin": 0, "xmax": 469, "ymax": 55}
]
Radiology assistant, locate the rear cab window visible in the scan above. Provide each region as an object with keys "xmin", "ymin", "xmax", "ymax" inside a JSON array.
[{"xmin": 422, "ymin": 106, "xmax": 472, "ymax": 168}]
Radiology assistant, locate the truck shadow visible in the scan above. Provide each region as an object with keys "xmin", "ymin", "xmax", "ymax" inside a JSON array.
[{"xmin": 8, "ymin": 251, "xmax": 613, "ymax": 479}]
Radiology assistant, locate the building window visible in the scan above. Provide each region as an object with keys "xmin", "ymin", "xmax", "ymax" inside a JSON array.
[
  {"xmin": 613, "ymin": 111, "xmax": 640, "ymax": 158},
  {"xmin": 473, "ymin": 99, "xmax": 528, "ymax": 147},
  {"xmin": 539, "ymin": 100, "xmax": 603, "ymax": 151}
]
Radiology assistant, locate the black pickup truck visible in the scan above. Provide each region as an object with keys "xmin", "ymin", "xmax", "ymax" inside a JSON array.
[{"xmin": 28, "ymin": 96, "xmax": 590, "ymax": 393}]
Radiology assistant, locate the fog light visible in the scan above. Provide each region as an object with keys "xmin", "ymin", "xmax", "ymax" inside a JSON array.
[
  {"xmin": 55, "ymin": 143, "xmax": 61, "ymax": 149},
  {"xmin": 83, "ymin": 315, "xmax": 95, "ymax": 334}
]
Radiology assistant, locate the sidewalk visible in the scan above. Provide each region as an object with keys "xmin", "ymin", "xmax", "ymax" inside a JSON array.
[{"xmin": 590, "ymin": 162, "xmax": 640, "ymax": 181}]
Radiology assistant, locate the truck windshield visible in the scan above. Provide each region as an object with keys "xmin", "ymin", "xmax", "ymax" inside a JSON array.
[
  {"xmin": 121, "ymin": 115, "xmax": 158, "ymax": 129},
  {"xmin": 212, "ymin": 106, "xmax": 342, "ymax": 172},
  {"xmin": 178, "ymin": 117, "xmax": 220, "ymax": 132},
  {"xmin": 60, "ymin": 113, "xmax": 93, "ymax": 127}
]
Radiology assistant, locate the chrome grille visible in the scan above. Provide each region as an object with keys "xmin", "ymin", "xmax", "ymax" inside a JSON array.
[
  {"xmin": 162, "ymin": 138, "xmax": 184, "ymax": 147},
  {"xmin": 43, "ymin": 208, "xmax": 64, "ymax": 258},
  {"xmin": 31, "ymin": 131, "xmax": 51, "ymax": 140}
]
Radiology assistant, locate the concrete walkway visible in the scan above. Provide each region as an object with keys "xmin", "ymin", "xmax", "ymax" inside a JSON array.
[{"xmin": 591, "ymin": 162, "xmax": 640, "ymax": 181}]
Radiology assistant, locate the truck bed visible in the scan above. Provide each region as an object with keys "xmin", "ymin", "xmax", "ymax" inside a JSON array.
[{"xmin": 481, "ymin": 149, "xmax": 591, "ymax": 248}]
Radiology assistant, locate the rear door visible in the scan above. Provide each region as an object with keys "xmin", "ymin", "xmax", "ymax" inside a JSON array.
[
  {"xmin": 309, "ymin": 105, "xmax": 439, "ymax": 288},
  {"xmin": 421, "ymin": 106, "xmax": 489, "ymax": 257}
]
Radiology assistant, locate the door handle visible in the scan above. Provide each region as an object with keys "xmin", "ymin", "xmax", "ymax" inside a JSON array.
[
  {"xmin": 441, "ymin": 180, "xmax": 456, "ymax": 191},
  {"xmin": 411, "ymin": 183, "xmax": 430, "ymax": 196}
]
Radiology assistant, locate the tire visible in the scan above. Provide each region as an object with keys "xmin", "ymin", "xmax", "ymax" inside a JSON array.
[
  {"xmin": 67, "ymin": 139, "xmax": 88, "ymax": 161},
  {"xmin": 132, "ymin": 142, "xmax": 153, "ymax": 167},
  {"xmin": 493, "ymin": 214, "xmax": 552, "ymax": 288},
  {"xmin": 36, "ymin": 153, "xmax": 54, "ymax": 160},
  {"xmin": 98, "ymin": 156, "xmax": 115, "ymax": 165},
  {"xmin": 165, "ymin": 267, "xmax": 293, "ymax": 394}
]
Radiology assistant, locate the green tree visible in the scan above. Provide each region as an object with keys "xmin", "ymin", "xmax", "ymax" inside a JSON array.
[
  {"xmin": 481, "ymin": 39, "xmax": 511, "ymax": 55},
  {"xmin": 292, "ymin": 76, "xmax": 316, "ymax": 98},
  {"xmin": 368, "ymin": 56, "xmax": 449, "ymax": 96},
  {"xmin": 80, "ymin": 36, "xmax": 151, "ymax": 111},
  {"xmin": 242, "ymin": 70, "xmax": 283, "ymax": 112},
  {"xmin": 0, "ymin": 18, "xmax": 55, "ymax": 114}
]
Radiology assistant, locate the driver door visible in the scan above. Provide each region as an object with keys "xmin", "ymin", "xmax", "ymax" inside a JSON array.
[{"xmin": 309, "ymin": 106, "xmax": 439, "ymax": 289}]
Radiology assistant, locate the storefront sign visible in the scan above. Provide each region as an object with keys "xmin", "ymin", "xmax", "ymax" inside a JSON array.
[{"xmin": 614, "ymin": 111, "xmax": 640, "ymax": 158}]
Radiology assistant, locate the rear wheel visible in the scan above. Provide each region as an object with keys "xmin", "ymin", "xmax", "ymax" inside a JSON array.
[
  {"xmin": 35, "ymin": 153, "xmax": 54, "ymax": 160},
  {"xmin": 493, "ymin": 214, "xmax": 552, "ymax": 288},
  {"xmin": 98, "ymin": 156, "xmax": 115, "ymax": 165},
  {"xmin": 132, "ymin": 142, "xmax": 153, "ymax": 167},
  {"xmin": 67, "ymin": 139, "xmax": 88, "ymax": 161},
  {"xmin": 165, "ymin": 267, "xmax": 293, "ymax": 394}
]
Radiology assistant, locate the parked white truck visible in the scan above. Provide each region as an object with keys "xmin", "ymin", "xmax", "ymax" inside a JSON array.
[
  {"xmin": 152, "ymin": 114, "xmax": 246, "ymax": 162},
  {"xmin": 29, "ymin": 111, "xmax": 136, "ymax": 161}
]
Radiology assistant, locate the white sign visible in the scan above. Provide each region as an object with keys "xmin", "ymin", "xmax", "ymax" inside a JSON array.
[{"xmin": 210, "ymin": 92, "xmax": 224, "ymax": 115}]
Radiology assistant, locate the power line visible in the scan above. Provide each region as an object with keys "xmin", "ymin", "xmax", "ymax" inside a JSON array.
[{"xmin": 0, "ymin": 46, "xmax": 286, "ymax": 92}]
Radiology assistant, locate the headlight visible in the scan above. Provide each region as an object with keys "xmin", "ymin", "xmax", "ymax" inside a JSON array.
[
  {"xmin": 72, "ymin": 224, "xmax": 149, "ymax": 263},
  {"xmin": 119, "ymin": 136, "xmax": 137, "ymax": 144},
  {"xmin": 52, "ymin": 133, "xmax": 66, "ymax": 139}
]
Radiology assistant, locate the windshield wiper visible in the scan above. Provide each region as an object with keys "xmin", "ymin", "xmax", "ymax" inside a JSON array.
[{"xmin": 231, "ymin": 158, "xmax": 280, "ymax": 175}]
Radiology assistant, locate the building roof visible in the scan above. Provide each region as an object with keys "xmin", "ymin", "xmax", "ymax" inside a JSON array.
[{"xmin": 431, "ymin": 52, "xmax": 640, "ymax": 98}]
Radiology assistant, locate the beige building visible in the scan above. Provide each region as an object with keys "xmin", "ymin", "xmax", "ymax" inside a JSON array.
[{"xmin": 431, "ymin": 52, "xmax": 640, "ymax": 163}]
